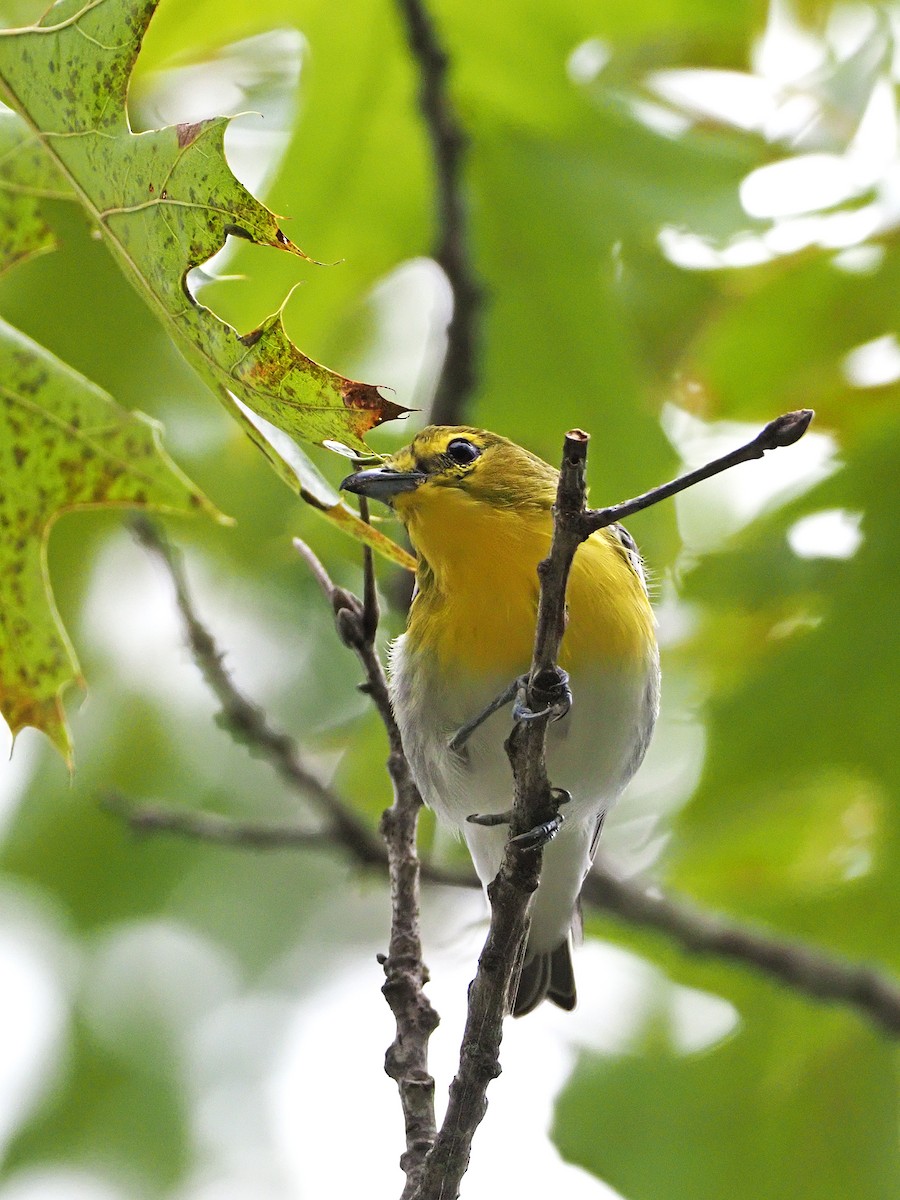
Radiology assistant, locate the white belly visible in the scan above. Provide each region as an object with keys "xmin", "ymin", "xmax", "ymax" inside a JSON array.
[{"xmin": 390, "ymin": 636, "xmax": 659, "ymax": 954}]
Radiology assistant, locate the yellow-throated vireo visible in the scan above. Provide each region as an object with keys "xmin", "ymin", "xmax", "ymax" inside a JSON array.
[{"xmin": 343, "ymin": 426, "xmax": 659, "ymax": 1016}]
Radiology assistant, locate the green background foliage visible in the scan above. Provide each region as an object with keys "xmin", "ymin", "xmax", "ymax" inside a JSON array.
[{"xmin": 0, "ymin": 0, "xmax": 897, "ymax": 1197}]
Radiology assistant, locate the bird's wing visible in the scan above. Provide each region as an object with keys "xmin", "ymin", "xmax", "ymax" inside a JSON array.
[{"xmin": 609, "ymin": 523, "xmax": 650, "ymax": 594}]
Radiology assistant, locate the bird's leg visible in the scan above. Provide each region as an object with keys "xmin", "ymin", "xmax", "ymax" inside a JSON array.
[
  {"xmin": 467, "ymin": 788, "xmax": 571, "ymax": 848},
  {"xmin": 512, "ymin": 666, "xmax": 572, "ymax": 724},
  {"xmin": 447, "ymin": 677, "xmax": 522, "ymax": 754},
  {"xmin": 448, "ymin": 665, "xmax": 572, "ymax": 756},
  {"xmin": 466, "ymin": 810, "xmax": 514, "ymax": 828}
]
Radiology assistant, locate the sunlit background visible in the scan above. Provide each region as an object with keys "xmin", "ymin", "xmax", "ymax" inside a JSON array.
[{"xmin": 0, "ymin": 0, "xmax": 898, "ymax": 1197}]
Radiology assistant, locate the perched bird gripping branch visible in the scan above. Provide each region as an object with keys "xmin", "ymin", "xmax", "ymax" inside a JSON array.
[{"xmin": 343, "ymin": 426, "xmax": 659, "ymax": 1016}]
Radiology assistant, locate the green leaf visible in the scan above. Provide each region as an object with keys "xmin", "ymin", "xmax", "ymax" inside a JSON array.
[
  {"xmin": 0, "ymin": 0, "xmax": 414, "ymax": 566},
  {"xmin": 0, "ymin": 0, "xmax": 405, "ymax": 451},
  {"xmin": 0, "ymin": 107, "xmax": 71, "ymax": 275},
  {"xmin": 0, "ymin": 317, "xmax": 225, "ymax": 761},
  {"xmin": 221, "ymin": 387, "xmax": 416, "ymax": 572}
]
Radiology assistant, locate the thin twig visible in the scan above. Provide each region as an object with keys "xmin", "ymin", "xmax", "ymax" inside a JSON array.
[
  {"xmin": 101, "ymin": 794, "xmax": 333, "ymax": 852},
  {"xmin": 129, "ymin": 516, "xmax": 385, "ymax": 868},
  {"xmin": 583, "ymin": 869, "xmax": 900, "ymax": 1036},
  {"xmin": 293, "ymin": 534, "xmax": 439, "ymax": 1198},
  {"xmin": 132, "ymin": 516, "xmax": 439, "ymax": 1192},
  {"xmin": 102, "ymin": 795, "xmax": 900, "ymax": 1037},
  {"xmin": 395, "ymin": 0, "xmax": 482, "ymax": 425},
  {"xmin": 102, "ymin": 792, "xmax": 471, "ymax": 888},
  {"xmin": 581, "ymin": 409, "xmax": 814, "ymax": 535}
]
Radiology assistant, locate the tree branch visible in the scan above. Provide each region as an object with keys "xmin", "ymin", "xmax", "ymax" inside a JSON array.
[
  {"xmin": 132, "ymin": 516, "xmax": 439, "ymax": 1193},
  {"xmin": 121, "ymin": 407, "xmax": 900, "ymax": 1200},
  {"xmin": 583, "ymin": 869, "xmax": 900, "ymax": 1035},
  {"xmin": 411, "ymin": 409, "xmax": 823, "ymax": 1198},
  {"xmin": 410, "ymin": 433, "xmax": 591, "ymax": 1199},
  {"xmin": 395, "ymin": 0, "xmax": 482, "ymax": 425},
  {"xmin": 293, "ymin": 534, "xmax": 440, "ymax": 1199},
  {"xmin": 102, "ymin": 794, "xmax": 900, "ymax": 1038},
  {"xmin": 129, "ymin": 516, "xmax": 385, "ymax": 868},
  {"xmin": 101, "ymin": 794, "xmax": 334, "ymax": 852},
  {"xmin": 101, "ymin": 791, "xmax": 472, "ymax": 887},
  {"xmin": 581, "ymin": 409, "xmax": 814, "ymax": 535}
]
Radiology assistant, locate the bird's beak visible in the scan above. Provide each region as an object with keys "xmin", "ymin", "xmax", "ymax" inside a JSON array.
[{"xmin": 340, "ymin": 466, "xmax": 426, "ymax": 504}]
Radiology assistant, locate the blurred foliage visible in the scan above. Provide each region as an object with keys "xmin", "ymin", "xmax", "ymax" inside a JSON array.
[{"xmin": 0, "ymin": 0, "xmax": 897, "ymax": 1198}]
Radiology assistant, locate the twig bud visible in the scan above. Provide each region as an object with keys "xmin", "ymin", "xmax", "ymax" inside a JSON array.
[{"xmin": 761, "ymin": 408, "xmax": 815, "ymax": 449}]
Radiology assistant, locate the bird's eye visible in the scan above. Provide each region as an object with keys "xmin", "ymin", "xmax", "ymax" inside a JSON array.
[{"xmin": 446, "ymin": 438, "xmax": 481, "ymax": 466}]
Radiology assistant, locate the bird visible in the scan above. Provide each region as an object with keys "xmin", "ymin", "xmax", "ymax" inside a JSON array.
[{"xmin": 342, "ymin": 425, "xmax": 659, "ymax": 1016}]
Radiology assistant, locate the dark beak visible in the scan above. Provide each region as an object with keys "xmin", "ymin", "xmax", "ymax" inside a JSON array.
[{"xmin": 340, "ymin": 466, "xmax": 426, "ymax": 504}]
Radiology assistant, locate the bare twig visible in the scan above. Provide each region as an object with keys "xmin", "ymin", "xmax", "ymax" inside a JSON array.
[
  {"xmin": 293, "ymin": 534, "xmax": 439, "ymax": 1198},
  {"xmin": 101, "ymin": 794, "xmax": 333, "ymax": 852},
  {"xmin": 582, "ymin": 869, "xmax": 900, "ymax": 1036},
  {"xmin": 102, "ymin": 794, "xmax": 900, "ymax": 1038},
  {"xmin": 130, "ymin": 516, "xmax": 385, "ymax": 868},
  {"xmin": 102, "ymin": 791, "xmax": 471, "ymax": 887},
  {"xmin": 135, "ymin": 516, "xmax": 439, "ymax": 1191},
  {"xmin": 581, "ymin": 409, "xmax": 814, "ymax": 535},
  {"xmin": 395, "ymin": 0, "xmax": 482, "ymax": 425}
]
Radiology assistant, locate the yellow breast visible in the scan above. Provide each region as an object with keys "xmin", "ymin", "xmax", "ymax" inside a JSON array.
[{"xmin": 396, "ymin": 483, "xmax": 654, "ymax": 677}]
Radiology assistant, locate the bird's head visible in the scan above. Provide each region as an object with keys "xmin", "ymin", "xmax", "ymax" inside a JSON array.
[{"xmin": 340, "ymin": 426, "xmax": 557, "ymax": 521}]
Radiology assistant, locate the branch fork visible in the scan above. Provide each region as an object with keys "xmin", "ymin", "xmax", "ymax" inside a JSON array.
[{"xmin": 293, "ymin": 530, "xmax": 440, "ymax": 1198}]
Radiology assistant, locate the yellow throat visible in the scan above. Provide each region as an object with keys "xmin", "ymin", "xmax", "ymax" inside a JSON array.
[{"xmin": 384, "ymin": 427, "xmax": 655, "ymax": 678}]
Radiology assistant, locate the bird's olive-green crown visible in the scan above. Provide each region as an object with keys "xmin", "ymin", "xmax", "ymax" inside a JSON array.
[{"xmin": 386, "ymin": 426, "xmax": 558, "ymax": 508}]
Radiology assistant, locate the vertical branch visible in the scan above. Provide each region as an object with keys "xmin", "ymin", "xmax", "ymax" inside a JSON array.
[
  {"xmin": 412, "ymin": 433, "xmax": 591, "ymax": 1199},
  {"xmin": 293, "ymin": 536, "xmax": 439, "ymax": 1197},
  {"xmin": 395, "ymin": 0, "xmax": 482, "ymax": 425}
]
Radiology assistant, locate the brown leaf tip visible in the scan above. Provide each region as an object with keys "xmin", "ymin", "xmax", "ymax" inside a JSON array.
[
  {"xmin": 177, "ymin": 121, "xmax": 205, "ymax": 148},
  {"xmin": 341, "ymin": 382, "xmax": 410, "ymax": 427},
  {"xmin": 238, "ymin": 327, "xmax": 264, "ymax": 348}
]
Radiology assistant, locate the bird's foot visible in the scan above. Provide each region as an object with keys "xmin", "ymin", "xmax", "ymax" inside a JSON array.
[
  {"xmin": 448, "ymin": 667, "xmax": 572, "ymax": 754},
  {"xmin": 509, "ymin": 813, "xmax": 565, "ymax": 850},
  {"xmin": 512, "ymin": 666, "xmax": 572, "ymax": 724},
  {"xmin": 448, "ymin": 677, "xmax": 522, "ymax": 754},
  {"xmin": 466, "ymin": 789, "xmax": 571, "ymax": 846}
]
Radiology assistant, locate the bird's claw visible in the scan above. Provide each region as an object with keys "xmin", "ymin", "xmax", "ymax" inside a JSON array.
[
  {"xmin": 466, "ymin": 809, "xmax": 514, "ymax": 828},
  {"xmin": 512, "ymin": 667, "xmax": 572, "ymax": 724},
  {"xmin": 467, "ymin": 791, "xmax": 570, "ymax": 845},
  {"xmin": 449, "ymin": 667, "xmax": 572, "ymax": 751},
  {"xmin": 510, "ymin": 813, "xmax": 565, "ymax": 850}
]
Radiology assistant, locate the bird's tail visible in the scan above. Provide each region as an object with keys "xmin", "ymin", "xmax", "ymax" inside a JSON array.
[{"xmin": 512, "ymin": 939, "xmax": 577, "ymax": 1017}]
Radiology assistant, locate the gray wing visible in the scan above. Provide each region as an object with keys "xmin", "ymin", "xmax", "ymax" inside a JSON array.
[{"xmin": 610, "ymin": 523, "xmax": 650, "ymax": 594}]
